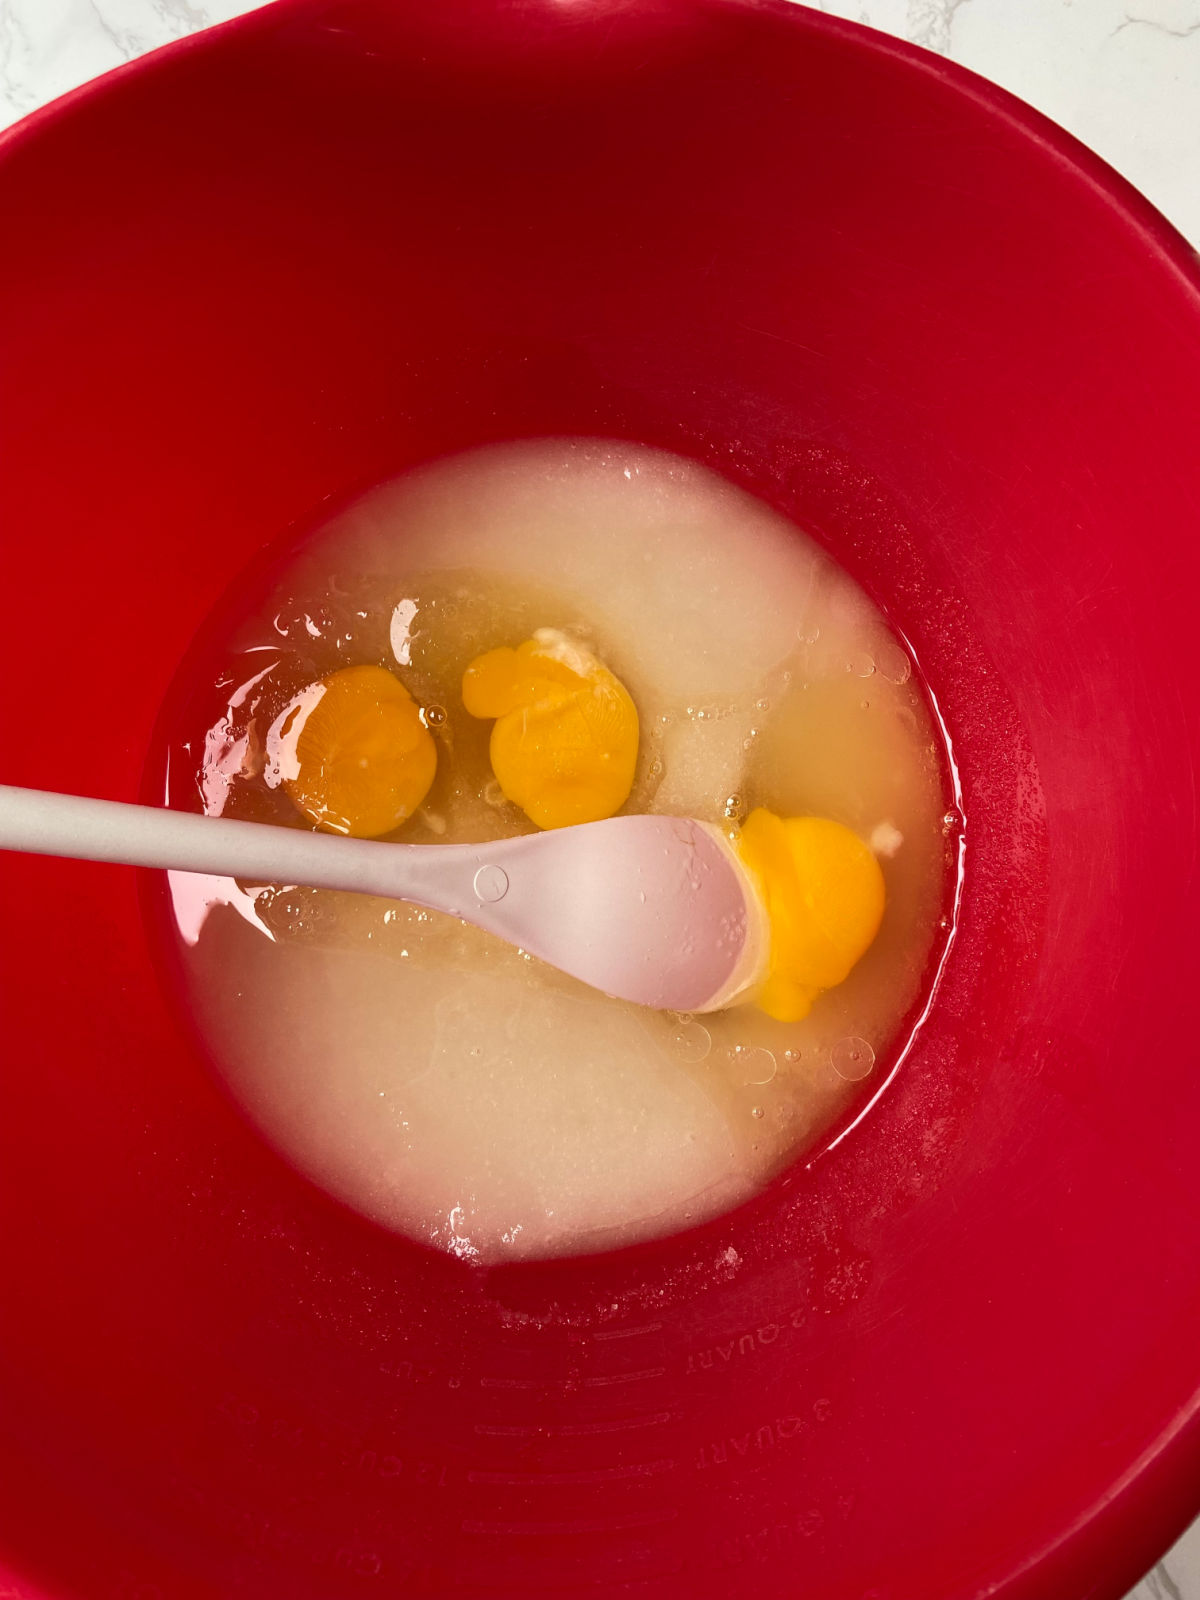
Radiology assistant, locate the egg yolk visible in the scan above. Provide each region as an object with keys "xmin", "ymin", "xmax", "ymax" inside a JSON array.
[
  {"xmin": 283, "ymin": 663, "xmax": 437, "ymax": 838},
  {"xmin": 462, "ymin": 629, "xmax": 639, "ymax": 830},
  {"xmin": 738, "ymin": 808, "xmax": 886, "ymax": 1023}
]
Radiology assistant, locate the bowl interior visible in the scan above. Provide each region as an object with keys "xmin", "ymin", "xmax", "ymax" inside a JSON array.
[{"xmin": 1, "ymin": 3, "xmax": 1199, "ymax": 1597}]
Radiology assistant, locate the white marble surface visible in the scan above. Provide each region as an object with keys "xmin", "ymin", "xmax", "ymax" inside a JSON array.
[{"xmin": 0, "ymin": 1, "xmax": 1197, "ymax": 1598}]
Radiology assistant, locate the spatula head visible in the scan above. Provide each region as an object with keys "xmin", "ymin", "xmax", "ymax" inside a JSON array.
[{"xmin": 457, "ymin": 815, "xmax": 766, "ymax": 1013}]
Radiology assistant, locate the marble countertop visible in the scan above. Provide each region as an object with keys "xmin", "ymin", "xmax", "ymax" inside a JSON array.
[{"xmin": 1, "ymin": 2, "xmax": 1197, "ymax": 1598}]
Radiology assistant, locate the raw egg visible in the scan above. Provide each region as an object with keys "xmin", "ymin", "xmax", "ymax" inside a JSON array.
[
  {"xmin": 463, "ymin": 628, "xmax": 639, "ymax": 829},
  {"xmin": 738, "ymin": 807, "xmax": 886, "ymax": 1022},
  {"xmin": 282, "ymin": 663, "xmax": 436, "ymax": 837}
]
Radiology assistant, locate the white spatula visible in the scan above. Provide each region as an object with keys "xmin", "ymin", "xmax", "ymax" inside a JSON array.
[{"xmin": 0, "ymin": 785, "xmax": 766, "ymax": 1014}]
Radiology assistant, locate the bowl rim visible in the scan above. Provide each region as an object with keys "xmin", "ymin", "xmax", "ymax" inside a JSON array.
[{"xmin": 3, "ymin": 0, "xmax": 1198, "ymax": 311}]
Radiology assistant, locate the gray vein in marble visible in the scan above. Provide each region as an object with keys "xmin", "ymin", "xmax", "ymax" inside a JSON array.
[
  {"xmin": 1147, "ymin": 1561, "xmax": 1186, "ymax": 1600},
  {"xmin": 86, "ymin": 0, "xmax": 218, "ymax": 61},
  {"xmin": 86, "ymin": 0, "xmax": 140, "ymax": 61},
  {"xmin": 0, "ymin": 0, "xmax": 33, "ymax": 115},
  {"xmin": 150, "ymin": 0, "xmax": 219, "ymax": 30},
  {"xmin": 906, "ymin": 0, "xmax": 972, "ymax": 54},
  {"xmin": 1114, "ymin": 12, "xmax": 1200, "ymax": 40}
]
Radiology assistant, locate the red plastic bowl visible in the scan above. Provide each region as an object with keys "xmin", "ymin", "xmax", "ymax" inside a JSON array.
[{"xmin": 1, "ymin": 2, "xmax": 1199, "ymax": 1597}]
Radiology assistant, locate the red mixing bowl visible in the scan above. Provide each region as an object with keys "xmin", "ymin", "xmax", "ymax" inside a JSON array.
[{"xmin": 1, "ymin": 2, "xmax": 1198, "ymax": 1596}]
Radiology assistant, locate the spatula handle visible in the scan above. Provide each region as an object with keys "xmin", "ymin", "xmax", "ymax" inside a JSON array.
[{"xmin": 0, "ymin": 784, "xmax": 484, "ymax": 910}]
